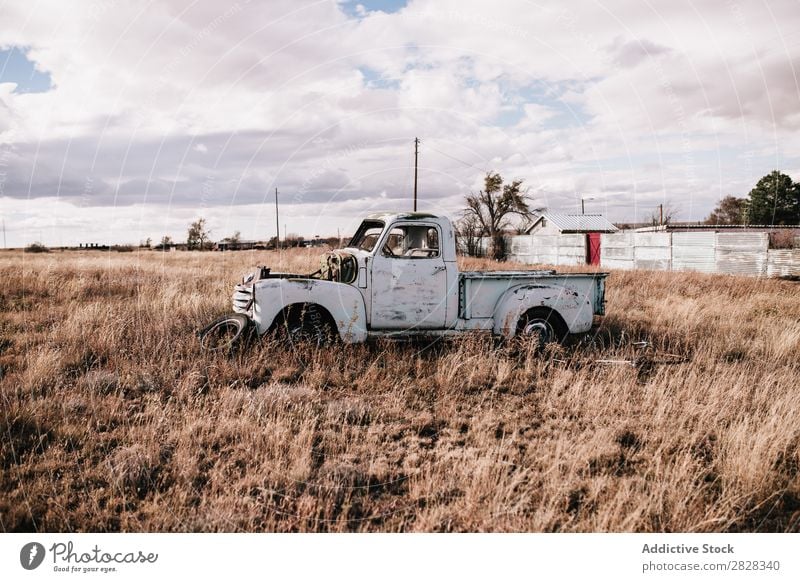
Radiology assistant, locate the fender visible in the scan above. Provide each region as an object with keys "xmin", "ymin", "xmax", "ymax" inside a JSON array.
[
  {"xmin": 252, "ymin": 278, "xmax": 368, "ymax": 343},
  {"xmin": 493, "ymin": 283, "xmax": 595, "ymax": 338}
]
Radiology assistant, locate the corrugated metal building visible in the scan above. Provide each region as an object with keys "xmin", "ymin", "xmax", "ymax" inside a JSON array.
[
  {"xmin": 508, "ymin": 222, "xmax": 799, "ymax": 278},
  {"xmin": 524, "ymin": 213, "xmax": 618, "ymax": 266},
  {"xmin": 671, "ymin": 231, "xmax": 716, "ymax": 273},
  {"xmin": 767, "ymin": 248, "xmax": 800, "ymax": 278},
  {"xmin": 600, "ymin": 232, "xmax": 634, "ymax": 269},
  {"xmin": 637, "ymin": 224, "xmax": 794, "ymax": 277},
  {"xmin": 714, "ymin": 232, "xmax": 769, "ymax": 276}
]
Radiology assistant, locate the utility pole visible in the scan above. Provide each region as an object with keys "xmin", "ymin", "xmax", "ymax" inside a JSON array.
[
  {"xmin": 413, "ymin": 137, "xmax": 419, "ymax": 211},
  {"xmin": 275, "ymin": 187, "xmax": 280, "ymax": 250},
  {"xmin": 659, "ymin": 204, "xmax": 663, "ymax": 226},
  {"xmin": 581, "ymin": 199, "xmax": 585, "ymax": 215},
  {"xmin": 2, "ymin": 219, "xmax": 5, "ymax": 248}
]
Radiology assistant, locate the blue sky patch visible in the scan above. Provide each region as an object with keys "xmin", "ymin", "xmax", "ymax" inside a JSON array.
[
  {"xmin": 0, "ymin": 46, "xmax": 53, "ymax": 93},
  {"xmin": 490, "ymin": 80, "xmax": 593, "ymax": 129},
  {"xmin": 358, "ymin": 66, "xmax": 401, "ymax": 89},
  {"xmin": 540, "ymin": 101, "xmax": 592, "ymax": 129},
  {"xmin": 340, "ymin": 0, "xmax": 408, "ymax": 18},
  {"xmin": 494, "ymin": 108, "xmax": 526, "ymax": 127},
  {"xmin": 517, "ymin": 81, "xmax": 594, "ymax": 128}
]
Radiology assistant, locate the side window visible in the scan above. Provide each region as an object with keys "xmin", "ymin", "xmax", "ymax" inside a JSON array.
[
  {"xmin": 381, "ymin": 225, "xmax": 440, "ymax": 259},
  {"xmin": 382, "ymin": 227, "xmax": 406, "ymax": 257}
]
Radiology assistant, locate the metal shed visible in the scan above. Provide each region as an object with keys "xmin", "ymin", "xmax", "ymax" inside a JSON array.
[{"xmin": 526, "ymin": 213, "xmax": 618, "ymax": 266}]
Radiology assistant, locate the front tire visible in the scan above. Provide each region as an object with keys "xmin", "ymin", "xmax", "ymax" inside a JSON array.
[{"xmin": 279, "ymin": 304, "xmax": 336, "ymax": 348}]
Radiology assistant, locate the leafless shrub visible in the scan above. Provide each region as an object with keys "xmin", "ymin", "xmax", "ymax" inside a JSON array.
[
  {"xmin": 768, "ymin": 229, "xmax": 799, "ymax": 249},
  {"xmin": 24, "ymin": 242, "xmax": 50, "ymax": 253}
]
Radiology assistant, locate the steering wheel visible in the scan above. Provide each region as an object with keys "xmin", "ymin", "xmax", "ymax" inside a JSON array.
[{"xmin": 383, "ymin": 244, "xmax": 397, "ymax": 257}]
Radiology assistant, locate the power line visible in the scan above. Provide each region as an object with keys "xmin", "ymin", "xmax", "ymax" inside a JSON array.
[{"xmin": 424, "ymin": 143, "xmax": 489, "ymax": 173}]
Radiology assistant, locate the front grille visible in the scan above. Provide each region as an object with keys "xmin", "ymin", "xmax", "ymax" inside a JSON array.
[{"xmin": 232, "ymin": 284, "xmax": 254, "ymax": 313}]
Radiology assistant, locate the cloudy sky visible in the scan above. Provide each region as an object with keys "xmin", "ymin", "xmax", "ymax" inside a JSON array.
[{"xmin": 0, "ymin": 0, "xmax": 798, "ymax": 246}]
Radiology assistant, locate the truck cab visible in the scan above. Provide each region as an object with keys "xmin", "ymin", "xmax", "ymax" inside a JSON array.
[{"xmin": 344, "ymin": 213, "xmax": 457, "ymax": 330}]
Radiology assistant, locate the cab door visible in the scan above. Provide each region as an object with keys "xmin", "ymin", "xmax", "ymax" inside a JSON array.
[{"xmin": 370, "ymin": 223, "xmax": 447, "ymax": 330}]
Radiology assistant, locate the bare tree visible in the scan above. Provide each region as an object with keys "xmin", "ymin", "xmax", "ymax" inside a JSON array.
[
  {"xmin": 155, "ymin": 235, "xmax": 173, "ymax": 251},
  {"xmin": 464, "ymin": 172, "xmax": 535, "ymax": 260},
  {"xmin": 455, "ymin": 213, "xmax": 485, "ymax": 257},
  {"xmin": 187, "ymin": 218, "xmax": 211, "ymax": 250},
  {"xmin": 221, "ymin": 230, "xmax": 241, "ymax": 244},
  {"xmin": 514, "ymin": 215, "xmax": 536, "ymax": 234},
  {"xmin": 705, "ymin": 196, "xmax": 748, "ymax": 225},
  {"xmin": 646, "ymin": 202, "xmax": 678, "ymax": 226}
]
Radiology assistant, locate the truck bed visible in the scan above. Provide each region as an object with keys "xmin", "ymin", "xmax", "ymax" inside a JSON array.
[{"xmin": 459, "ymin": 270, "xmax": 607, "ymax": 320}]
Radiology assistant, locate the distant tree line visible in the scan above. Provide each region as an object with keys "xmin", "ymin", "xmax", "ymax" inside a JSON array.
[
  {"xmin": 146, "ymin": 218, "xmax": 341, "ymax": 251},
  {"xmin": 706, "ymin": 171, "xmax": 800, "ymax": 225}
]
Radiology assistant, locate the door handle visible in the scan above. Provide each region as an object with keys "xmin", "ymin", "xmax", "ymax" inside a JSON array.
[{"xmin": 433, "ymin": 265, "xmax": 446, "ymax": 274}]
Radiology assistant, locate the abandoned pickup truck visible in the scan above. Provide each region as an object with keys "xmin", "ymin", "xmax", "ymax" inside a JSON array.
[{"xmin": 200, "ymin": 212, "xmax": 607, "ymax": 349}]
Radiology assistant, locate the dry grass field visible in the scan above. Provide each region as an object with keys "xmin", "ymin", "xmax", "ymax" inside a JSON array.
[{"xmin": 1, "ymin": 247, "xmax": 799, "ymax": 532}]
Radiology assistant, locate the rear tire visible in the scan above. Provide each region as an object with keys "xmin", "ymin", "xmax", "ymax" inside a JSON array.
[
  {"xmin": 517, "ymin": 307, "xmax": 568, "ymax": 350},
  {"xmin": 198, "ymin": 313, "xmax": 253, "ymax": 351}
]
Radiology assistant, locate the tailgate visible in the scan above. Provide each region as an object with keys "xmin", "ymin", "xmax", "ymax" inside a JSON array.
[{"xmin": 593, "ymin": 275, "xmax": 607, "ymax": 315}]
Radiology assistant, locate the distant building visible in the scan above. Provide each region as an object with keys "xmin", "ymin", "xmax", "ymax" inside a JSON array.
[
  {"xmin": 301, "ymin": 238, "xmax": 326, "ymax": 248},
  {"xmin": 525, "ymin": 213, "xmax": 619, "ymax": 266},
  {"xmin": 153, "ymin": 242, "xmax": 185, "ymax": 251},
  {"xmin": 216, "ymin": 240, "xmax": 258, "ymax": 251},
  {"xmin": 507, "ymin": 215, "xmax": 799, "ymax": 277}
]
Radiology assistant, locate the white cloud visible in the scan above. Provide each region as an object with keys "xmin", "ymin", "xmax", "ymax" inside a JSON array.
[{"xmin": 0, "ymin": 0, "xmax": 798, "ymax": 245}]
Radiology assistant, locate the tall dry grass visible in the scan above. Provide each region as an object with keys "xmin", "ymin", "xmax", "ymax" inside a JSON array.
[{"xmin": 0, "ymin": 248, "xmax": 798, "ymax": 532}]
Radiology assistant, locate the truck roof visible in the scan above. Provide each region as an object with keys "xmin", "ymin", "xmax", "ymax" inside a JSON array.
[{"xmin": 365, "ymin": 211, "xmax": 442, "ymax": 222}]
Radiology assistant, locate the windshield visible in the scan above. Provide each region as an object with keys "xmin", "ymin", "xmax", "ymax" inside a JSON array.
[{"xmin": 347, "ymin": 220, "xmax": 385, "ymax": 252}]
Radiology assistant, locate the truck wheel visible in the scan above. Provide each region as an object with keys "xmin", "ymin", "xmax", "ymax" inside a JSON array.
[
  {"xmin": 280, "ymin": 305, "xmax": 336, "ymax": 348},
  {"xmin": 518, "ymin": 308, "xmax": 568, "ymax": 349},
  {"xmin": 197, "ymin": 313, "xmax": 253, "ymax": 351}
]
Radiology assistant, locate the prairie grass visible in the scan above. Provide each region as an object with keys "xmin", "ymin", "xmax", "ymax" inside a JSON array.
[{"xmin": 0, "ymin": 248, "xmax": 798, "ymax": 532}]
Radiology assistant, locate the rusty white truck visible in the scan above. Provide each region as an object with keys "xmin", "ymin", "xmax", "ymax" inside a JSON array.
[{"xmin": 199, "ymin": 212, "xmax": 607, "ymax": 349}]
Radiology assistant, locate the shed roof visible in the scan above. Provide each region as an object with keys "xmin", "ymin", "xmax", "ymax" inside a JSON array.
[{"xmin": 528, "ymin": 213, "xmax": 619, "ymax": 233}]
